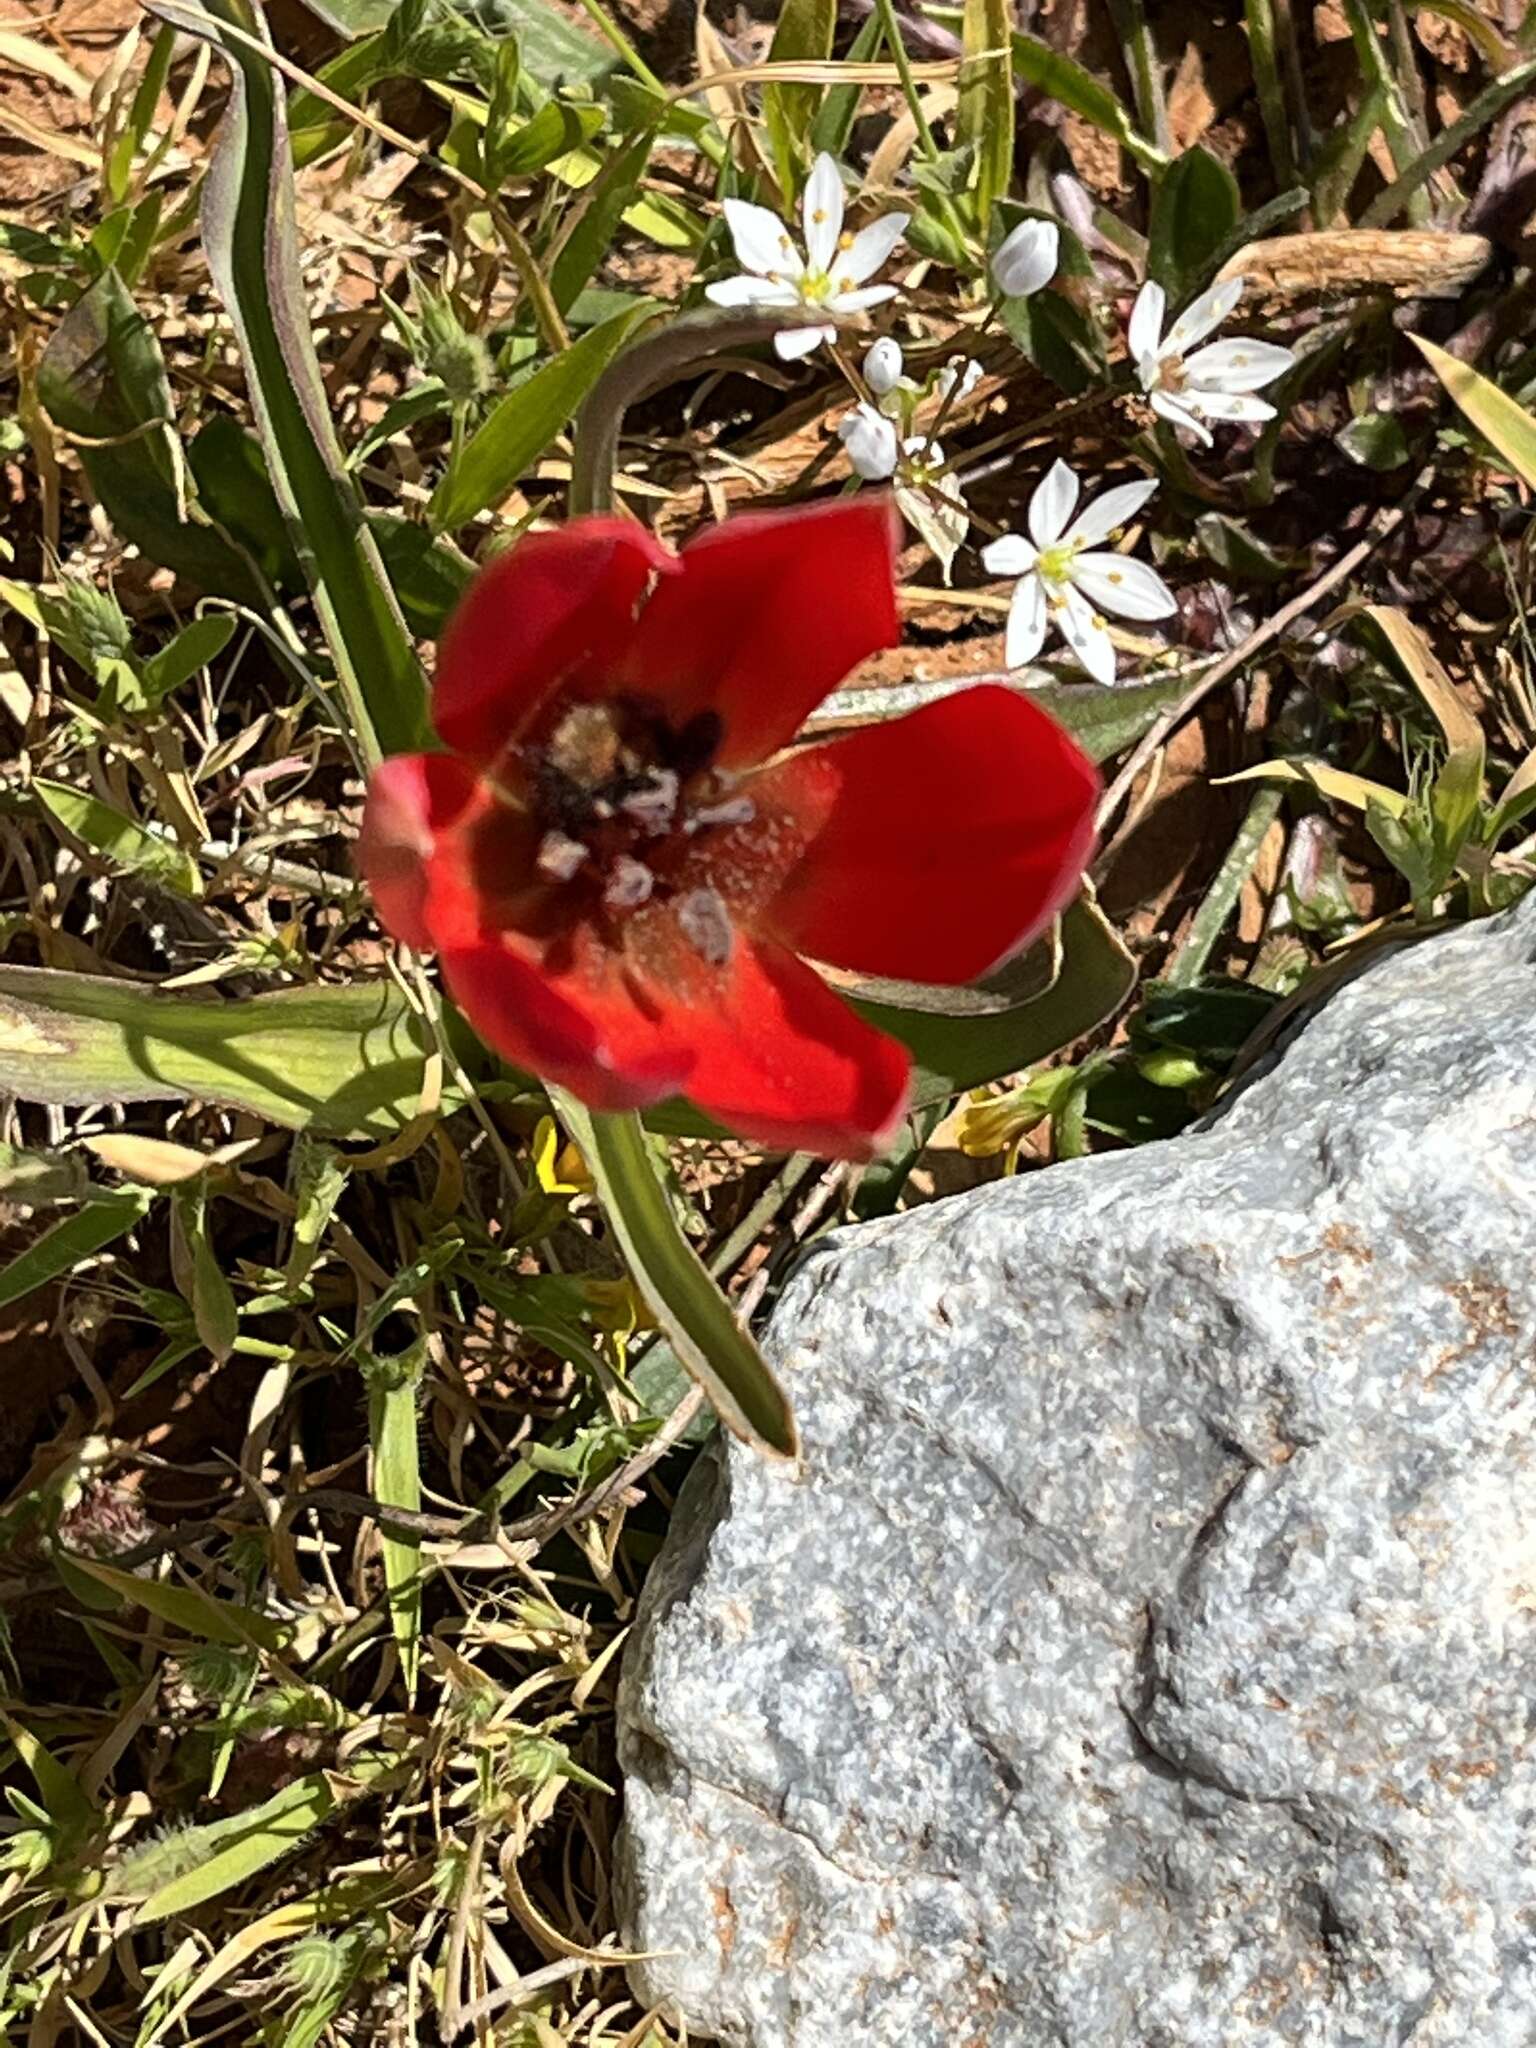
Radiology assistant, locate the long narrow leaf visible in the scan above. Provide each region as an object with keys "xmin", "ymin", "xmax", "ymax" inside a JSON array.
[
  {"xmin": 146, "ymin": 0, "xmax": 428, "ymax": 763},
  {"xmin": 960, "ymin": 0, "xmax": 1013, "ymax": 227},
  {"xmin": 552, "ymin": 1094, "xmax": 798, "ymax": 1460},
  {"xmin": 1411, "ymin": 332, "xmax": 1536, "ymax": 490},
  {"xmin": 0, "ymin": 966, "xmax": 442, "ymax": 1136}
]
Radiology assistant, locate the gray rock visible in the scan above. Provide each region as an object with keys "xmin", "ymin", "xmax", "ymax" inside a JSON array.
[{"xmin": 617, "ymin": 893, "xmax": 1536, "ymax": 2046}]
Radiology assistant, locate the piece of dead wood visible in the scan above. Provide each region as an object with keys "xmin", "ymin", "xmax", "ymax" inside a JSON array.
[{"xmin": 1217, "ymin": 228, "xmax": 1492, "ymax": 301}]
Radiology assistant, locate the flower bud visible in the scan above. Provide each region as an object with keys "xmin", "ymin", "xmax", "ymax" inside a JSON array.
[
  {"xmin": 419, "ymin": 291, "xmax": 492, "ymax": 406},
  {"xmin": 837, "ymin": 402, "xmax": 899, "ymax": 481},
  {"xmin": 862, "ymin": 337, "xmax": 904, "ymax": 396},
  {"xmin": 990, "ymin": 217, "xmax": 1060, "ymax": 300}
]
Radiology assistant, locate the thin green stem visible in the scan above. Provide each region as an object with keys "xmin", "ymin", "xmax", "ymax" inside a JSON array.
[
  {"xmin": 1244, "ymin": 0, "xmax": 1299, "ymax": 191},
  {"xmin": 871, "ymin": 0, "xmax": 974, "ymax": 251},
  {"xmin": 566, "ymin": 0, "xmax": 669, "ymax": 95},
  {"xmin": 1108, "ymin": 0, "xmax": 1171, "ymax": 157}
]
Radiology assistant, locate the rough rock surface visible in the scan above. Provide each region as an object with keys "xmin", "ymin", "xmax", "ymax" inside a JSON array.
[{"xmin": 617, "ymin": 895, "xmax": 1536, "ymax": 2047}]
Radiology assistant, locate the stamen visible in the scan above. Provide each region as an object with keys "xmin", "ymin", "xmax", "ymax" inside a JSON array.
[
  {"xmin": 536, "ymin": 831, "xmax": 587, "ymax": 883},
  {"xmin": 688, "ymin": 795, "xmax": 757, "ymax": 833},
  {"xmin": 677, "ymin": 885, "xmax": 733, "ymax": 967},
  {"xmin": 619, "ymin": 769, "xmax": 679, "ymax": 836},
  {"xmin": 604, "ymin": 856, "xmax": 655, "ymax": 911}
]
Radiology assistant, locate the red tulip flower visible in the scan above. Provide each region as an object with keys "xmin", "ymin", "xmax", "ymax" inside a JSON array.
[{"xmin": 359, "ymin": 499, "xmax": 1099, "ymax": 1159}]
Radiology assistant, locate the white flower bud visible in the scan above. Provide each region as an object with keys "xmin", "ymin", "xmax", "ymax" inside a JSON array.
[
  {"xmin": 991, "ymin": 217, "xmax": 1060, "ymax": 300},
  {"xmin": 863, "ymin": 337, "xmax": 904, "ymax": 396},
  {"xmin": 837, "ymin": 402, "xmax": 899, "ymax": 481}
]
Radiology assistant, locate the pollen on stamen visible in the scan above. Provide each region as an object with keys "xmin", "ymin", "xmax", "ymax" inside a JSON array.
[
  {"xmin": 604, "ymin": 855, "xmax": 655, "ymax": 912},
  {"xmin": 677, "ymin": 885, "xmax": 734, "ymax": 968},
  {"xmin": 537, "ymin": 831, "xmax": 587, "ymax": 883},
  {"xmin": 688, "ymin": 795, "xmax": 757, "ymax": 833},
  {"xmin": 619, "ymin": 770, "xmax": 679, "ymax": 836}
]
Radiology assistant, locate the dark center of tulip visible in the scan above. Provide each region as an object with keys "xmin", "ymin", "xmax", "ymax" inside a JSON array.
[{"xmin": 517, "ymin": 698, "xmax": 760, "ymax": 968}]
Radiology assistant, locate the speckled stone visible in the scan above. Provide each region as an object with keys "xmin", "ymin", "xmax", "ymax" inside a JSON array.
[{"xmin": 617, "ymin": 893, "xmax": 1536, "ymax": 2047}]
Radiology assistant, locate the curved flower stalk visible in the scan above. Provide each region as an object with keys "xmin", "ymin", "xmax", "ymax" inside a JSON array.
[
  {"xmin": 1129, "ymin": 278, "xmax": 1296, "ymax": 445},
  {"xmin": 360, "ymin": 499, "xmax": 1100, "ymax": 1160},
  {"xmin": 981, "ymin": 458, "xmax": 1177, "ymax": 683},
  {"xmin": 705, "ymin": 154, "xmax": 910, "ymax": 362}
]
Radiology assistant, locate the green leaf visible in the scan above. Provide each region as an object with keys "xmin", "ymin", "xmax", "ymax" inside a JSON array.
[
  {"xmin": 0, "ymin": 1190, "xmax": 153, "ymax": 1314},
  {"xmin": 172, "ymin": 1184, "xmax": 240, "ymax": 1362},
  {"xmin": 763, "ymin": 0, "xmax": 835, "ymax": 191},
  {"xmin": 553, "ymin": 1094, "xmax": 798, "ymax": 1459},
  {"xmin": 1147, "ymin": 146, "xmax": 1241, "ymax": 299},
  {"xmin": 548, "ymin": 130, "xmax": 654, "ymax": 316},
  {"xmin": 851, "ymin": 895, "xmax": 1136, "ymax": 1106},
  {"xmin": 1, "ymin": 1715, "xmax": 97, "ymax": 1837},
  {"xmin": 1193, "ymin": 511, "xmax": 1291, "ymax": 582},
  {"xmin": 496, "ymin": 97, "xmax": 604, "ymax": 176},
  {"xmin": 1010, "ymin": 29, "xmax": 1165, "ymax": 172},
  {"xmin": 141, "ymin": 613, "xmax": 238, "ymax": 701},
  {"xmin": 364, "ymin": 1331, "xmax": 427, "ymax": 1693},
  {"xmin": 1335, "ymin": 411, "xmax": 1410, "ymax": 470},
  {"xmin": 366, "ymin": 514, "xmax": 475, "ymax": 635},
  {"xmin": 61, "ymin": 1553, "xmax": 289, "ymax": 1651},
  {"xmin": 147, "ymin": 0, "xmax": 429, "ymax": 764},
  {"xmin": 429, "ymin": 301, "xmax": 655, "ymax": 530},
  {"xmin": 0, "ymin": 967, "xmax": 446, "ymax": 1137},
  {"xmin": 1411, "ymin": 332, "xmax": 1536, "ymax": 490},
  {"xmin": 959, "ymin": 0, "xmax": 1013, "ymax": 227},
  {"xmin": 187, "ymin": 413, "xmax": 302, "ymax": 591},
  {"xmin": 816, "ymin": 667, "xmax": 1199, "ymax": 766},
  {"xmin": 33, "ymin": 779, "xmax": 204, "ymax": 898},
  {"xmin": 129, "ymin": 1755, "xmax": 398, "ymax": 1923},
  {"xmin": 37, "ymin": 271, "xmax": 269, "ymax": 603}
]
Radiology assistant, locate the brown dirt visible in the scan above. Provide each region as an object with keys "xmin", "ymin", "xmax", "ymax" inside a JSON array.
[{"xmin": 0, "ymin": 0, "xmax": 140, "ymax": 206}]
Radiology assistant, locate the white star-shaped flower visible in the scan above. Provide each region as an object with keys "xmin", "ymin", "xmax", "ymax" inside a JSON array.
[
  {"xmin": 1129, "ymin": 277, "xmax": 1296, "ymax": 446},
  {"xmin": 980, "ymin": 458, "xmax": 1176, "ymax": 684},
  {"xmin": 705, "ymin": 153, "xmax": 910, "ymax": 362}
]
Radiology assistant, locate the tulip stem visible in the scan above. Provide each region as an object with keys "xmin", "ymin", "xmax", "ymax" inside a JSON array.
[{"xmin": 551, "ymin": 1093, "xmax": 800, "ymax": 1460}]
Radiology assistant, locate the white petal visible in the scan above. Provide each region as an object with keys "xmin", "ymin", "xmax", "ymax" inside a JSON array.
[
  {"xmin": 837, "ymin": 403, "xmax": 899, "ymax": 480},
  {"xmin": 981, "ymin": 532, "xmax": 1037, "ymax": 577},
  {"xmin": 1072, "ymin": 552, "xmax": 1178, "ymax": 621},
  {"xmin": 863, "ymin": 336, "xmax": 904, "ymax": 395},
  {"xmin": 1191, "ymin": 389, "xmax": 1276, "ymax": 424},
  {"xmin": 1127, "ymin": 281, "xmax": 1165, "ymax": 365},
  {"xmin": 722, "ymin": 197, "xmax": 801, "ymax": 279},
  {"xmin": 828, "ymin": 283, "xmax": 900, "ymax": 314},
  {"xmin": 837, "ymin": 211, "xmax": 908, "ymax": 287},
  {"xmin": 802, "ymin": 153, "xmax": 844, "ymax": 274},
  {"xmin": 991, "ymin": 217, "xmax": 1060, "ymax": 299},
  {"xmin": 1056, "ymin": 584, "xmax": 1118, "ymax": 684},
  {"xmin": 1149, "ymin": 387, "xmax": 1212, "ymax": 445},
  {"xmin": 1028, "ymin": 458, "xmax": 1079, "ymax": 547},
  {"xmin": 706, "ymin": 275, "xmax": 801, "ymax": 307},
  {"xmin": 936, "ymin": 355, "xmax": 984, "ymax": 403},
  {"xmin": 1064, "ymin": 476, "xmax": 1157, "ymax": 548},
  {"xmin": 1162, "ymin": 275, "xmax": 1244, "ymax": 359},
  {"xmin": 773, "ymin": 324, "xmax": 834, "ymax": 361},
  {"xmin": 1182, "ymin": 337, "xmax": 1296, "ymax": 393},
  {"xmin": 1005, "ymin": 574, "xmax": 1049, "ymax": 669}
]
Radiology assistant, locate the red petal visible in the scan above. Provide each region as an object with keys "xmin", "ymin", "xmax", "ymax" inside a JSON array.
[
  {"xmin": 433, "ymin": 519, "xmax": 674, "ymax": 763},
  {"xmin": 441, "ymin": 935, "xmax": 691, "ymax": 1113},
  {"xmin": 656, "ymin": 936, "xmax": 911, "ymax": 1159},
  {"xmin": 357, "ymin": 752, "xmax": 479, "ymax": 952},
  {"xmin": 613, "ymin": 497, "xmax": 901, "ymax": 771},
  {"xmin": 756, "ymin": 685, "xmax": 1101, "ymax": 983}
]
